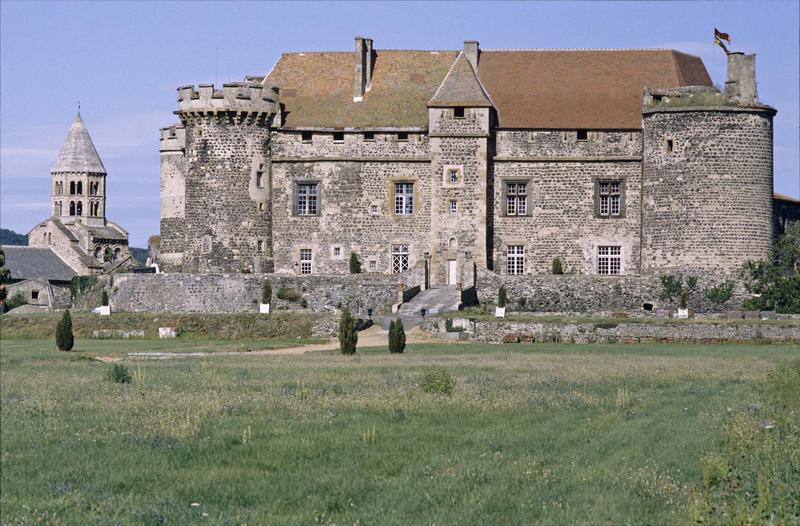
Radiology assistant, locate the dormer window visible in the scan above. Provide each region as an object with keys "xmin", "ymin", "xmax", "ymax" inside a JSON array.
[
  {"xmin": 301, "ymin": 131, "xmax": 313, "ymax": 142},
  {"xmin": 453, "ymin": 107, "xmax": 465, "ymax": 118},
  {"xmin": 397, "ymin": 132, "xmax": 409, "ymax": 142},
  {"xmin": 333, "ymin": 132, "xmax": 344, "ymax": 143},
  {"xmin": 577, "ymin": 129, "xmax": 588, "ymax": 141}
]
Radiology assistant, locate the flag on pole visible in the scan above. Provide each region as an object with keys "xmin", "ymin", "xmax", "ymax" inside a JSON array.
[{"xmin": 714, "ymin": 28, "xmax": 731, "ymax": 53}]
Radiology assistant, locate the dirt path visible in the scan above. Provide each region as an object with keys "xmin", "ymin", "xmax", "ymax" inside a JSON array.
[{"xmin": 95, "ymin": 325, "xmax": 442, "ymax": 362}]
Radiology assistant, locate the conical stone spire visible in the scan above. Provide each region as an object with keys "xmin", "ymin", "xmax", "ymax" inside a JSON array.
[{"xmin": 51, "ymin": 113, "xmax": 106, "ymax": 174}]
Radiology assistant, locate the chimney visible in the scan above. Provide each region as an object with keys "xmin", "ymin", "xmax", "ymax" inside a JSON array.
[
  {"xmin": 354, "ymin": 36, "xmax": 372, "ymax": 101},
  {"xmin": 364, "ymin": 38, "xmax": 374, "ymax": 91},
  {"xmin": 463, "ymin": 40, "xmax": 480, "ymax": 71},
  {"xmin": 724, "ymin": 52, "xmax": 758, "ymax": 104}
]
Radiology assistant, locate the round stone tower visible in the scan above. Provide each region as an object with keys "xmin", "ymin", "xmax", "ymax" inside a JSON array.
[
  {"xmin": 174, "ymin": 80, "xmax": 279, "ymax": 273},
  {"xmin": 641, "ymin": 53, "xmax": 776, "ymax": 276}
]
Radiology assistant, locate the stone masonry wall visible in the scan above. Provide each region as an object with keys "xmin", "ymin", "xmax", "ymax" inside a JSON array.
[
  {"xmin": 159, "ymin": 125, "xmax": 187, "ymax": 270},
  {"xmin": 101, "ymin": 273, "xmax": 403, "ymax": 316},
  {"xmin": 495, "ymin": 130, "xmax": 641, "ymax": 158},
  {"xmin": 642, "ymin": 108, "xmax": 774, "ymax": 274}
]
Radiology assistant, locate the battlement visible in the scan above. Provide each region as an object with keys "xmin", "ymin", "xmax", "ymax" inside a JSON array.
[
  {"xmin": 176, "ymin": 80, "xmax": 279, "ymax": 116},
  {"xmin": 159, "ymin": 124, "xmax": 186, "ymax": 152}
]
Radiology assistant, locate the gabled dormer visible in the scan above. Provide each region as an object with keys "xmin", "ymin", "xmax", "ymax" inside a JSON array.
[{"xmin": 428, "ymin": 41, "xmax": 494, "ymax": 137}]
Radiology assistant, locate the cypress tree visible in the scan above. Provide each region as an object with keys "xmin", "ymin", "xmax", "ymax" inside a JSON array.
[
  {"xmin": 498, "ymin": 286, "xmax": 508, "ymax": 308},
  {"xmin": 261, "ymin": 280, "xmax": 272, "ymax": 304},
  {"xmin": 389, "ymin": 318, "xmax": 406, "ymax": 353},
  {"xmin": 338, "ymin": 308, "xmax": 358, "ymax": 355},
  {"xmin": 101, "ymin": 289, "xmax": 109, "ymax": 307},
  {"xmin": 552, "ymin": 257, "xmax": 564, "ymax": 275},
  {"xmin": 349, "ymin": 252, "xmax": 362, "ymax": 274},
  {"xmin": 56, "ymin": 309, "xmax": 74, "ymax": 351}
]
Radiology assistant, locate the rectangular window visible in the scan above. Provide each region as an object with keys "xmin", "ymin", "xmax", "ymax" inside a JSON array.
[
  {"xmin": 258, "ymin": 202, "xmax": 266, "ymax": 210},
  {"xmin": 301, "ymin": 131, "xmax": 313, "ymax": 142},
  {"xmin": 394, "ymin": 182, "xmax": 414, "ymax": 215},
  {"xmin": 257, "ymin": 240, "xmax": 265, "ymax": 254},
  {"xmin": 256, "ymin": 170, "xmax": 264, "ymax": 188},
  {"xmin": 333, "ymin": 246, "xmax": 341, "ymax": 257},
  {"xmin": 598, "ymin": 180, "xmax": 622, "ymax": 217},
  {"xmin": 363, "ymin": 132, "xmax": 375, "ymax": 141},
  {"xmin": 369, "ymin": 260, "xmax": 377, "ymax": 272},
  {"xmin": 453, "ymin": 106, "xmax": 465, "ymax": 118},
  {"xmin": 505, "ymin": 182, "xmax": 528, "ymax": 216},
  {"xmin": 370, "ymin": 204, "xmax": 379, "ymax": 215},
  {"xmin": 665, "ymin": 139, "xmax": 674, "ymax": 153},
  {"xmin": 333, "ymin": 132, "xmax": 344, "ymax": 143},
  {"xmin": 300, "ymin": 249, "xmax": 312, "ymax": 274},
  {"xmin": 597, "ymin": 245, "xmax": 621, "ymax": 275},
  {"xmin": 31, "ymin": 290, "xmax": 39, "ymax": 300},
  {"xmin": 449, "ymin": 200, "xmax": 457, "ymax": 214},
  {"xmin": 296, "ymin": 182, "xmax": 319, "ymax": 215},
  {"xmin": 448, "ymin": 168, "xmax": 459, "ymax": 184},
  {"xmin": 577, "ymin": 129, "xmax": 588, "ymax": 141},
  {"xmin": 392, "ymin": 244, "xmax": 409, "ymax": 274},
  {"xmin": 397, "ymin": 132, "xmax": 409, "ymax": 142},
  {"xmin": 507, "ymin": 245, "xmax": 525, "ymax": 275}
]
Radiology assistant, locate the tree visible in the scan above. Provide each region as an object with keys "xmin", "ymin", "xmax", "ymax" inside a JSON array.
[
  {"xmin": 101, "ymin": 289, "xmax": 109, "ymax": 307},
  {"xmin": 388, "ymin": 318, "xmax": 406, "ymax": 353},
  {"xmin": 338, "ymin": 308, "xmax": 358, "ymax": 355},
  {"xmin": 261, "ymin": 280, "xmax": 272, "ymax": 304},
  {"xmin": 552, "ymin": 257, "xmax": 564, "ymax": 275},
  {"xmin": 0, "ymin": 246, "xmax": 9, "ymax": 307},
  {"xmin": 349, "ymin": 252, "xmax": 362, "ymax": 274},
  {"xmin": 56, "ymin": 309, "xmax": 75, "ymax": 351},
  {"xmin": 498, "ymin": 286, "xmax": 508, "ymax": 308},
  {"xmin": 742, "ymin": 222, "xmax": 800, "ymax": 313}
]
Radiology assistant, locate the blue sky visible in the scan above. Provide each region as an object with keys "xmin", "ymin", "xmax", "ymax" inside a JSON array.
[{"xmin": 1, "ymin": 0, "xmax": 798, "ymax": 247}]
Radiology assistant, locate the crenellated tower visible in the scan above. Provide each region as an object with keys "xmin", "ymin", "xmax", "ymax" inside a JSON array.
[{"xmin": 158, "ymin": 80, "xmax": 280, "ymax": 273}]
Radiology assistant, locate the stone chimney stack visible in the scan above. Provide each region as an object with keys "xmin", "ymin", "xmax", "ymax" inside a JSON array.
[
  {"xmin": 463, "ymin": 40, "xmax": 480, "ymax": 71},
  {"xmin": 354, "ymin": 36, "xmax": 374, "ymax": 101},
  {"xmin": 724, "ymin": 52, "xmax": 758, "ymax": 105}
]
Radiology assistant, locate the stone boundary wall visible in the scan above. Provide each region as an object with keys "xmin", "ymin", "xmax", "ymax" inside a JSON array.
[
  {"xmin": 475, "ymin": 267, "xmax": 748, "ymax": 314},
  {"xmin": 93, "ymin": 273, "xmax": 404, "ymax": 316},
  {"xmin": 422, "ymin": 318, "xmax": 800, "ymax": 344}
]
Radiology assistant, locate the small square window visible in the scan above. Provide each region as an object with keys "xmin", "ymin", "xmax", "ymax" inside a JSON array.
[
  {"xmin": 301, "ymin": 131, "xmax": 313, "ymax": 142},
  {"xmin": 333, "ymin": 132, "xmax": 344, "ymax": 142},
  {"xmin": 363, "ymin": 132, "xmax": 375, "ymax": 141},
  {"xmin": 258, "ymin": 202, "xmax": 266, "ymax": 210},
  {"xmin": 333, "ymin": 246, "xmax": 341, "ymax": 257},
  {"xmin": 577, "ymin": 129, "xmax": 588, "ymax": 141},
  {"xmin": 31, "ymin": 290, "xmax": 39, "ymax": 299},
  {"xmin": 370, "ymin": 204, "xmax": 379, "ymax": 215},
  {"xmin": 397, "ymin": 132, "xmax": 409, "ymax": 142},
  {"xmin": 449, "ymin": 200, "xmax": 458, "ymax": 214},
  {"xmin": 453, "ymin": 107, "xmax": 465, "ymax": 118}
]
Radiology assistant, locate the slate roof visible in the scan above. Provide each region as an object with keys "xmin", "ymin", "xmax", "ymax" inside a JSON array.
[
  {"xmin": 0, "ymin": 246, "xmax": 77, "ymax": 281},
  {"xmin": 429, "ymin": 52, "xmax": 493, "ymax": 107},
  {"xmin": 265, "ymin": 47, "xmax": 711, "ymax": 130},
  {"xmin": 51, "ymin": 113, "xmax": 106, "ymax": 174}
]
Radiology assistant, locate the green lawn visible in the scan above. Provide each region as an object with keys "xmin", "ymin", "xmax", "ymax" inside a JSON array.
[{"xmin": 1, "ymin": 337, "xmax": 797, "ymax": 525}]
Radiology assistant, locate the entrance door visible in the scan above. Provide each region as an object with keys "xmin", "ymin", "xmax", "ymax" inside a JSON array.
[{"xmin": 448, "ymin": 260, "xmax": 457, "ymax": 285}]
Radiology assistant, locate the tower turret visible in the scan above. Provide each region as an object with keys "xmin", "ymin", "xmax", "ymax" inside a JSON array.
[{"xmin": 50, "ymin": 113, "xmax": 107, "ymax": 227}]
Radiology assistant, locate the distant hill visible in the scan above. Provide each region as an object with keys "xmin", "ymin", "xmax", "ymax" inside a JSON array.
[
  {"xmin": 0, "ymin": 228, "xmax": 27, "ymax": 246},
  {"xmin": 129, "ymin": 247, "xmax": 148, "ymax": 265}
]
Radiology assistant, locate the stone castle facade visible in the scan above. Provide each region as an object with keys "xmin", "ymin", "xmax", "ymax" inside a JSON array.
[{"xmin": 157, "ymin": 38, "xmax": 781, "ymax": 287}]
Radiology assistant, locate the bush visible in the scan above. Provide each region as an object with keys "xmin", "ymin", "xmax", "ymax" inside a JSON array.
[
  {"xmin": 741, "ymin": 223, "xmax": 800, "ymax": 313},
  {"xmin": 498, "ymin": 286, "xmax": 508, "ymax": 308},
  {"xmin": 388, "ymin": 318, "xmax": 406, "ymax": 353},
  {"xmin": 517, "ymin": 296, "xmax": 527, "ymax": 309},
  {"xmin": 420, "ymin": 369, "xmax": 456, "ymax": 396},
  {"xmin": 5, "ymin": 290, "xmax": 26, "ymax": 311},
  {"xmin": 338, "ymin": 308, "xmax": 358, "ymax": 355},
  {"xmin": 106, "ymin": 364, "xmax": 132, "ymax": 384},
  {"xmin": 552, "ymin": 257, "xmax": 564, "ymax": 275},
  {"xmin": 261, "ymin": 281, "xmax": 272, "ymax": 304},
  {"xmin": 299, "ymin": 298, "xmax": 308, "ymax": 309},
  {"xmin": 101, "ymin": 290, "xmax": 109, "ymax": 307},
  {"xmin": 55, "ymin": 309, "xmax": 74, "ymax": 351},
  {"xmin": 705, "ymin": 280, "xmax": 734, "ymax": 306},
  {"xmin": 659, "ymin": 274, "xmax": 683, "ymax": 302},
  {"xmin": 276, "ymin": 286, "xmax": 302, "ymax": 302},
  {"xmin": 349, "ymin": 252, "xmax": 362, "ymax": 274}
]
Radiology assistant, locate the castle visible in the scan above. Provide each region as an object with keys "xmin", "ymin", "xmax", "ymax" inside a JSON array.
[{"xmin": 157, "ymin": 37, "xmax": 786, "ymax": 289}]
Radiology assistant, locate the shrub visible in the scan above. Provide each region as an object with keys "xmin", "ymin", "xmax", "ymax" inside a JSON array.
[
  {"xmin": 498, "ymin": 286, "xmax": 508, "ymax": 308},
  {"xmin": 349, "ymin": 252, "xmax": 362, "ymax": 274},
  {"xmin": 659, "ymin": 274, "xmax": 683, "ymax": 302},
  {"xmin": 444, "ymin": 318, "xmax": 464, "ymax": 333},
  {"xmin": 420, "ymin": 369, "xmax": 456, "ymax": 396},
  {"xmin": 705, "ymin": 280, "xmax": 734, "ymax": 306},
  {"xmin": 261, "ymin": 281, "xmax": 272, "ymax": 304},
  {"xmin": 741, "ymin": 223, "xmax": 800, "ymax": 313},
  {"xmin": 106, "ymin": 364, "xmax": 132, "ymax": 384},
  {"xmin": 5, "ymin": 290, "xmax": 26, "ymax": 311},
  {"xmin": 338, "ymin": 308, "xmax": 358, "ymax": 355},
  {"xmin": 552, "ymin": 257, "xmax": 564, "ymax": 275},
  {"xmin": 299, "ymin": 298, "xmax": 308, "ymax": 309},
  {"xmin": 388, "ymin": 318, "xmax": 406, "ymax": 353},
  {"xmin": 276, "ymin": 286, "xmax": 302, "ymax": 302},
  {"xmin": 517, "ymin": 296, "xmax": 527, "ymax": 309},
  {"xmin": 55, "ymin": 309, "xmax": 74, "ymax": 351},
  {"xmin": 101, "ymin": 290, "xmax": 109, "ymax": 307}
]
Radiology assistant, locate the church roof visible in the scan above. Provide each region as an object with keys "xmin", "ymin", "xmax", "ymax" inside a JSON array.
[
  {"xmin": 265, "ymin": 48, "xmax": 711, "ymax": 130},
  {"xmin": 428, "ymin": 52, "xmax": 493, "ymax": 107},
  {"xmin": 51, "ymin": 113, "xmax": 106, "ymax": 174},
  {"xmin": 0, "ymin": 246, "xmax": 77, "ymax": 282}
]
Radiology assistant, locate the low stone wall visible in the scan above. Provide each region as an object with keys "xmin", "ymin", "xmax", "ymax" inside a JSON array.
[
  {"xmin": 476, "ymin": 267, "xmax": 748, "ymax": 314},
  {"xmin": 422, "ymin": 317, "xmax": 800, "ymax": 344},
  {"xmin": 93, "ymin": 273, "xmax": 403, "ymax": 316}
]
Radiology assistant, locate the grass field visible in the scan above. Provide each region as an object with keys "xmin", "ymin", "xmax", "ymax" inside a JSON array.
[{"xmin": 1, "ymin": 336, "xmax": 798, "ymax": 525}]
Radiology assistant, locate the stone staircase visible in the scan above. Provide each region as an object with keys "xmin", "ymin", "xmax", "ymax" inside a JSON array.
[{"xmin": 376, "ymin": 285, "xmax": 460, "ymax": 329}]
